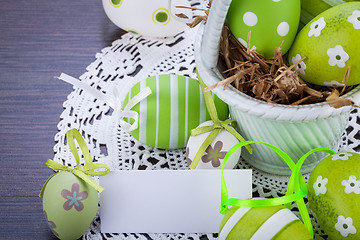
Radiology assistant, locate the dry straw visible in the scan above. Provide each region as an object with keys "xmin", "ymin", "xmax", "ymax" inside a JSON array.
[{"xmin": 179, "ymin": 2, "xmax": 358, "ymax": 108}]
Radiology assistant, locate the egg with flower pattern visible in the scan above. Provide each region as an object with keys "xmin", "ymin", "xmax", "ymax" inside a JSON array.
[
  {"xmin": 308, "ymin": 152, "xmax": 360, "ymax": 239},
  {"xmin": 186, "ymin": 120, "xmax": 241, "ymax": 169},
  {"xmin": 42, "ymin": 171, "xmax": 98, "ymax": 239},
  {"xmin": 288, "ymin": 2, "xmax": 360, "ymax": 87},
  {"xmin": 300, "ymin": 0, "xmax": 360, "ymax": 28}
]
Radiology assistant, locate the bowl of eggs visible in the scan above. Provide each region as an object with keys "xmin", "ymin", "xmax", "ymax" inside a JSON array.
[{"xmin": 194, "ymin": 0, "xmax": 360, "ymax": 175}]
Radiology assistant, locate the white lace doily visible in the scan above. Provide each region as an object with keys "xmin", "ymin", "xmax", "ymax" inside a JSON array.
[{"xmin": 52, "ymin": 23, "xmax": 360, "ymax": 240}]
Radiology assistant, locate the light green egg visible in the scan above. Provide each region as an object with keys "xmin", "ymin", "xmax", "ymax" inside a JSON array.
[
  {"xmin": 123, "ymin": 74, "xmax": 229, "ymax": 150},
  {"xmin": 308, "ymin": 152, "xmax": 360, "ymax": 239},
  {"xmin": 226, "ymin": 0, "xmax": 301, "ymax": 59},
  {"xmin": 219, "ymin": 205, "xmax": 312, "ymax": 239},
  {"xmin": 300, "ymin": 0, "xmax": 359, "ymax": 28},
  {"xmin": 289, "ymin": 2, "xmax": 360, "ymax": 87},
  {"xmin": 42, "ymin": 171, "xmax": 98, "ymax": 239}
]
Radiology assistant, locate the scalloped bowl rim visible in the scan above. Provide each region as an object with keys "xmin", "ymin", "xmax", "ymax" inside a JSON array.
[{"xmin": 195, "ymin": 23, "xmax": 360, "ymax": 122}]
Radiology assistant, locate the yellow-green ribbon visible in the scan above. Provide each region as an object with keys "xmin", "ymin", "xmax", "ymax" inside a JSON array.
[
  {"xmin": 219, "ymin": 140, "xmax": 336, "ymax": 237},
  {"xmin": 39, "ymin": 129, "xmax": 110, "ymax": 197},
  {"xmin": 189, "ymin": 71, "xmax": 251, "ymax": 169}
]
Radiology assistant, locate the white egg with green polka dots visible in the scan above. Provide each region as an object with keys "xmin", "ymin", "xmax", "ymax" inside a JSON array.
[
  {"xmin": 102, "ymin": 0, "xmax": 192, "ymax": 38},
  {"xmin": 289, "ymin": 2, "xmax": 360, "ymax": 86},
  {"xmin": 308, "ymin": 151, "xmax": 360, "ymax": 239},
  {"xmin": 226, "ymin": 0, "xmax": 301, "ymax": 59}
]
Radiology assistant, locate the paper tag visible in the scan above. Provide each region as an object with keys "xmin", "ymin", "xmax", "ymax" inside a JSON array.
[{"xmin": 100, "ymin": 169, "xmax": 252, "ymax": 233}]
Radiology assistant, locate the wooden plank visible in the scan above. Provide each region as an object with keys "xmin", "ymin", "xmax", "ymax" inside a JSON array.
[
  {"xmin": 0, "ymin": 196, "xmax": 58, "ymax": 239},
  {"xmin": 0, "ymin": 0, "xmax": 126, "ymax": 237}
]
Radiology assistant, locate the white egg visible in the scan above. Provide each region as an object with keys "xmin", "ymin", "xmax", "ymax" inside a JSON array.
[
  {"xmin": 102, "ymin": 0, "xmax": 193, "ymax": 38},
  {"xmin": 186, "ymin": 120, "xmax": 241, "ymax": 169}
]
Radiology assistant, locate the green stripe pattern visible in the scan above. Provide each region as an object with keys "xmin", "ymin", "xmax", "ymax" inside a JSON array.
[
  {"xmin": 218, "ymin": 205, "xmax": 313, "ymax": 240},
  {"xmin": 123, "ymin": 74, "xmax": 229, "ymax": 149}
]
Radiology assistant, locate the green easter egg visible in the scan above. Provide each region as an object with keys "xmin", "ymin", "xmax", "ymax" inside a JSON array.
[
  {"xmin": 123, "ymin": 74, "xmax": 229, "ymax": 150},
  {"xmin": 42, "ymin": 171, "xmax": 98, "ymax": 239},
  {"xmin": 288, "ymin": 2, "xmax": 360, "ymax": 86},
  {"xmin": 219, "ymin": 205, "xmax": 312, "ymax": 239},
  {"xmin": 300, "ymin": 0, "xmax": 359, "ymax": 28},
  {"xmin": 308, "ymin": 152, "xmax": 360, "ymax": 239},
  {"xmin": 226, "ymin": 0, "xmax": 301, "ymax": 59}
]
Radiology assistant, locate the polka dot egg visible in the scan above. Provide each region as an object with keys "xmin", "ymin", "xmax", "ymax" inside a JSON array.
[
  {"xmin": 102, "ymin": 0, "xmax": 192, "ymax": 38},
  {"xmin": 288, "ymin": 2, "xmax": 360, "ymax": 86},
  {"xmin": 226, "ymin": 0, "xmax": 301, "ymax": 59},
  {"xmin": 308, "ymin": 152, "xmax": 360, "ymax": 239},
  {"xmin": 218, "ymin": 204, "xmax": 312, "ymax": 239},
  {"xmin": 122, "ymin": 74, "xmax": 229, "ymax": 150}
]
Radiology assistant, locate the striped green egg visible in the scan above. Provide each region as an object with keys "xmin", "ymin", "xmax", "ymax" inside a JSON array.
[
  {"xmin": 123, "ymin": 74, "xmax": 229, "ymax": 150},
  {"xmin": 219, "ymin": 205, "xmax": 312, "ymax": 240}
]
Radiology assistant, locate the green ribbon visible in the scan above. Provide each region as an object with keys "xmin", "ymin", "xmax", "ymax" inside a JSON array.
[
  {"xmin": 189, "ymin": 71, "xmax": 252, "ymax": 169},
  {"xmin": 39, "ymin": 129, "xmax": 110, "ymax": 197},
  {"xmin": 220, "ymin": 140, "xmax": 336, "ymax": 237}
]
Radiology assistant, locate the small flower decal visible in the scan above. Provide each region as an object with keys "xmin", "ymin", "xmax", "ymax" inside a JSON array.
[
  {"xmin": 324, "ymin": 80, "xmax": 345, "ymax": 87},
  {"xmin": 313, "ymin": 176, "xmax": 328, "ymax": 196},
  {"xmin": 342, "ymin": 175, "xmax": 360, "ymax": 194},
  {"xmin": 292, "ymin": 54, "xmax": 306, "ymax": 75},
  {"xmin": 43, "ymin": 211, "xmax": 59, "ymax": 237},
  {"xmin": 327, "ymin": 45, "xmax": 349, "ymax": 68},
  {"xmin": 61, "ymin": 183, "xmax": 88, "ymax": 211},
  {"xmin": 186, "ymin": 147, "xmax": 192, "ymax": 165},
  {"xmin": 332, "ymin": 152, "xmax": 352, "ymax": 161},
  {"xmin": 348, "ymin": 10, "xmax": 360, "ymax": 29},
  {"xmin": 335, "ymin": 215, "xmax": 357, "ymax": 237},
  {"xmin": 308, "ymin": 17, "xmax": 326, "ymax": 37},
  {"xmin": 201, "ymin": 141, "xmax": 227, "ymax": 168}
]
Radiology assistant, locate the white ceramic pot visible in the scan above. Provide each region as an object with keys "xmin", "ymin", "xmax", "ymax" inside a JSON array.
[{"xmin": 194, "ymin": 0, "xmax": 360, "ymax": 175}]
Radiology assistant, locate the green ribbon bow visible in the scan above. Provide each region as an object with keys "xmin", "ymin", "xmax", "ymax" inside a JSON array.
[
  {"xmin": 220, "ymin": 140, "xmax": 336, "ymax": 237},
  {"xmin": 39, "ymin": 129, "xmax": 110, "ymax": 197},
  {"xmin": 189, "ymin": 71, "xmax": 252, "ymax": 169}
]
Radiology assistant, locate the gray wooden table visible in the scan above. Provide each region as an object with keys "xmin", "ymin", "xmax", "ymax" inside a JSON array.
[{"xmin": 0, "ymin": 1, "xmax": 125, "ymax": 238}]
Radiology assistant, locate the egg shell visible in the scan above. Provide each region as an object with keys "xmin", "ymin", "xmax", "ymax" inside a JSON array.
[
  {"xmin": 218, "ymin": 204, "xmax": 312, "ymax": 240},
  {"xmin": 308, "ymin": 152, "xmax": 360, "ymax": 239},
  {"xmin": 42, "ymin": 171, "xmax": 98, "ymax": 239},
  {"xmin": 226, "ymin": 0, "xmax": 300, "ymax": 59},
  {"xmin": 123, "ymin": 74, "xmax": 229, "ymax": 150},
  {"xmin": 186, "ymin": 120, "xmax": 241, "ymax": 169},
  {"xmin": 289, "ymin": 2, "xmax": 360, "ymax": 87},
  {"xmin": 102, "ymin": 0, "xmax": 192, "ymax": 38},
  {"xmin": 300, "ymin": 0, "xmax": 357, "ymax": 28}
]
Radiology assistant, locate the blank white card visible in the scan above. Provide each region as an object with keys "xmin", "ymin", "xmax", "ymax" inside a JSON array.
[{"xmin": 100, "ymin": 170, "xmax": 252, "ymax": 234}]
